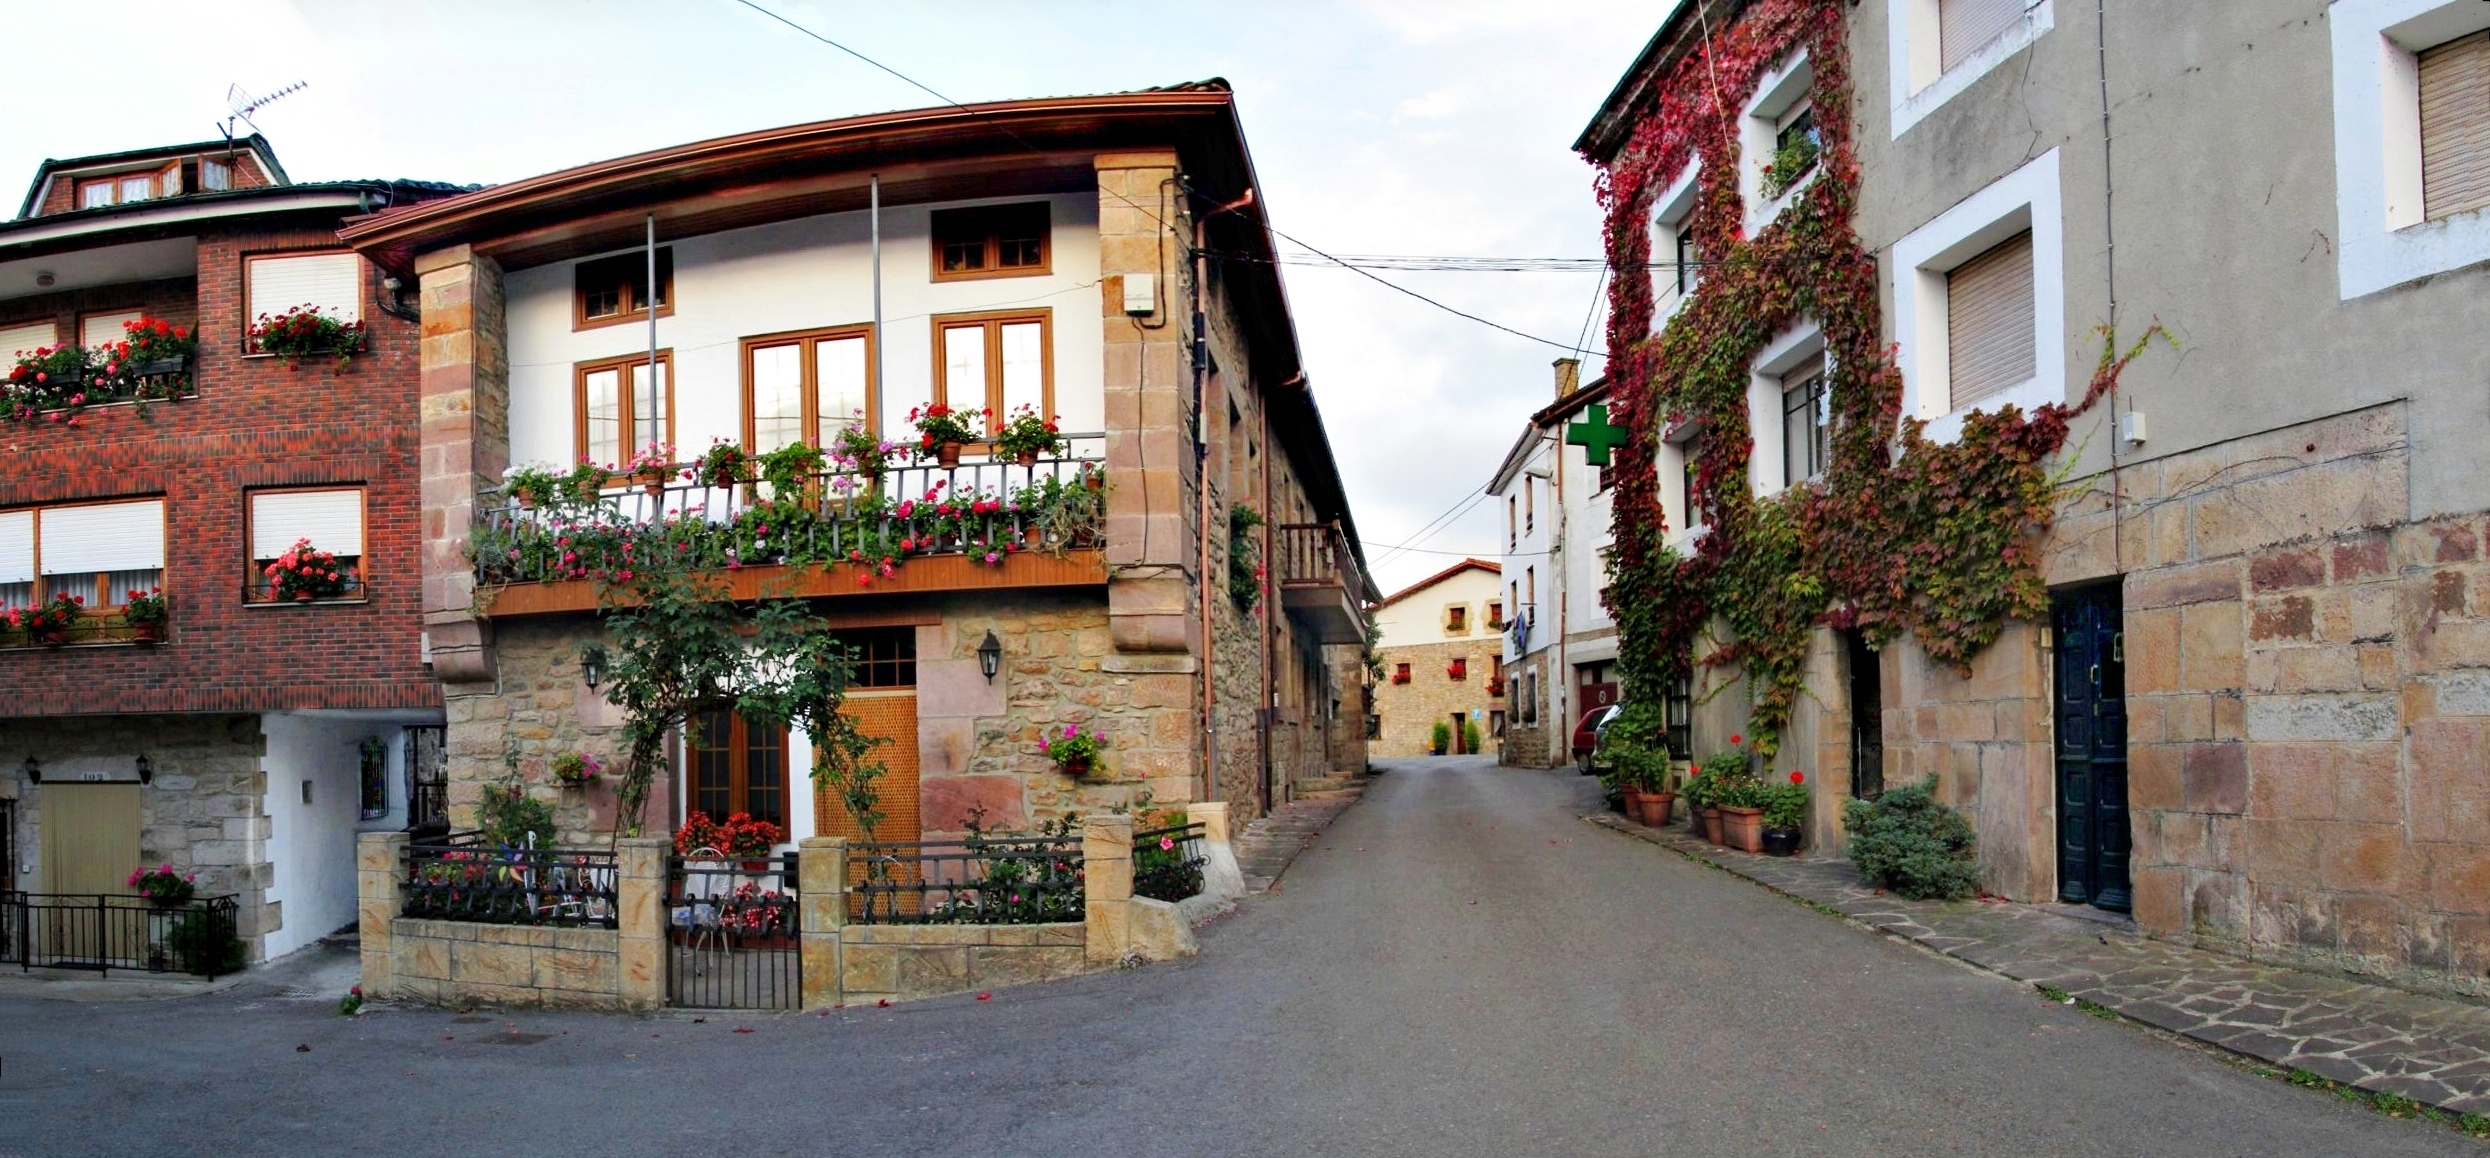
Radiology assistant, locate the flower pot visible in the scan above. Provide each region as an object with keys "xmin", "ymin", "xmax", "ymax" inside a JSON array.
[
  {"xmin": 740, "ymin": 859, "xmax": 770, "ymax": 873},
  {"xmin": 1760, "ymin": 826, "xmax": 1802, "ymax": 856},
  {"xmin": 1083, "ymin": 472, "xmax": 1104, "ymax": 491},
  {"xmin": 131, "ymin": 622, "xmax": 165, "ymax": 644},
  {"xmin": 937, "ymin": 442, "xmax": 964, "ymax": 469},
  {"xmin": 1700, "ymin": 806, "xmax": 1723, "ymax": 844},
  {"xmin": 1015, "ymin": 449, "xmax": 1040, "ymax": 468},
  {"xmin": 1638, "ymin": 792, "xmax": 1675, "ymax": 828},
  {"xmin": 30, "ymin": 626, "xmax": 65, "ymax": 648},
  {"xmin": 1059, "ymin": 756, "xmax": 1092, "ymax": 777},
  {"xmin": 1619, "ymin": 785, "xmax": 1642, "ymax": 816},
  {"xmin": 133, "ymin": 356, "xmax": 185, "ymax": 377},
  {"xmin": 1720, "ymin": 805, "xmax": 1765, "ymax": 853},
  {"xmin": 638, "ymin": 469, "xmax": 668, "ymax": 498}
]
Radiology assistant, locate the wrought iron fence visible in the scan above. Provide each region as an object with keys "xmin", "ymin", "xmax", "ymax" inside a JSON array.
[
  {"xmin": 471, "ymin": 437, "xmax": 1108, "ymax": 587},
  {"xmin": 1133, "ymin": 822, "xmax": 1208, "ymax": 903},
  {"xmin": 848, "ymin": 835, "xmax": 1083, "ymax": 925},
  {"xmin": 666, "ymin": 854, "xmax": 799, "ymax": 1010},
  {"xmin": 404, "ymin": 725, "xmax": 449, "ymax": 835},
  {"xmin": 401, "ymin": 838, "xmax": 618, "ymax": 928},
  {"xmin": 0, "ymin": 891, "xmax": 244, "ymax": 977}
]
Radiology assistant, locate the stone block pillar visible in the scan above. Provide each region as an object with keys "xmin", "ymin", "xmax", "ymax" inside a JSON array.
[
  {"xmin": 1083, "ymin": 813, "xmax": 1134, "ymax": 964},
  {"xmin": 1095, "ymin": 151, "xmax": 1198, "ymax": 659},
  {"xmin": 413, "ymin": 244, "xmax": 509, "ymax": 684},
  {"xmin": 614, "ymin": 836, "xmax": 667, "ymax": 1011},
  {"xmin": 797, "ymin": 836, "xmax": 849, "ymax": 1010},
  {"xmin": 355, "ymin": 831, "xmax": 407, "ymax": 998},
  {"xmin": 1186, "ymin": 799, "xmax": 1246, "ymax": 902}
]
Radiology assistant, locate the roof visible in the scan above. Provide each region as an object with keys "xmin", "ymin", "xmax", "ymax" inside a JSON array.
[
  {"xmin": 17, "ymin": 134, "xmax": 290, "ymax": 219},
  {"xmin": 1574, "ymin": 0, "xmax": 1752, "ymax": 162},
  {"xmin": 0, "ymin": 179, "xmax": 471, "ymax": 260},
  {"xmin": 1375, "ymin": 558, "xmax": 1502, "ymax": 609},
  {"xmin": 1486, "ymin": 376, "xmax": 1612, "ymax": 495},
  {"xmin": 332, "ymin": 85, "xmax": 1373, "ymax": 588}
]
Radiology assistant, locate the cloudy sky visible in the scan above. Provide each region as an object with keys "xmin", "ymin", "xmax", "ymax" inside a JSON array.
[{"xmin": 8, "ymin": 0, "xmax": 1671, "ymax": 593}]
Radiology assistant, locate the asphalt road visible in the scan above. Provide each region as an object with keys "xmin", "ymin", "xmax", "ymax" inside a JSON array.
[{"xmin": 2, "ymin": 755, "xmax": 2476, "ymax": 1157}]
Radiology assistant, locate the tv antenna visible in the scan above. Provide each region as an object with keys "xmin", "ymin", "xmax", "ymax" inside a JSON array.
[{"xmin": 221, "ymin": 80, "xmax": 308, "ymax": 144}]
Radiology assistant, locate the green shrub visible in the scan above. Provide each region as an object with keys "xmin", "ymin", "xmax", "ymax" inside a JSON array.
[
  {"xmin": 1461, "ymin": 718, "xmax": 1482, "ymax": 754},
  {"xmin": 1841, "ymin": 776, "xmax": 1981, "ymax": 899},
  {"xmin": 166, "ymin": 908, "xmax": 245, "ymax": 976},
  {"xmin": 480, "ymin": 781, "xmax": 558, "ymax": 849},
  {"xmin": 1759, "ymin": 777, "xmax": 1808, "ymax": 829},
  {"xmin": 1428, "ymin": 720, "xmax": 1451, "ymax": 754}
]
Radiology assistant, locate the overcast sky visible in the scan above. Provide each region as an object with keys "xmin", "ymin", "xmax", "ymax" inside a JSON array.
[{"xmin": 8, "ymin": 0, "xmax": 1670, "ymax": 593}]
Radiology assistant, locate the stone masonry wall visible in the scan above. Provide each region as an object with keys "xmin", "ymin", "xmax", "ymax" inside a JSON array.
[
  {"xmin": 1373, "ymin": 639, "xmax": 1500, "ymax": 757},
  {"xmin": 1499, "ymin": 652, "xmax": 1557, "ymax": 767}
]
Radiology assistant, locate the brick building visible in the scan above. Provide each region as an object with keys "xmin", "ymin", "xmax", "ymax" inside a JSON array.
[
  {"xmin": 1583, "ymin": 0, "xmax": 2490, "ymax": 997},
  {"xmin": 0, "ymin": 136, "xmax": 463, "ymax": 963},
  {"xmin": 336, "ymin": 85, "xmax": 1373, "ymax": 852},
  {"xmin": 1370, "ymin": 559, "xmax": 1504, "ymax": 757}
]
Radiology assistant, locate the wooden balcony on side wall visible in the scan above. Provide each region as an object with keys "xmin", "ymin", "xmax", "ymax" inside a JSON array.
[{"xmin": 1273, "ymin": 521, "xmax": 1370, "ymax": 646}]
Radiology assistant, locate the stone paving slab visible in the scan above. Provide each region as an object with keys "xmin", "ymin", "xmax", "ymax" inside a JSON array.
[
  {"xmin": 1587, "ymin": 811, "xmax": 2490, "ymax": 1115},
  {"xmin": 1233, "ymin": 789, "xmax": 1364, "ymax": 891}
]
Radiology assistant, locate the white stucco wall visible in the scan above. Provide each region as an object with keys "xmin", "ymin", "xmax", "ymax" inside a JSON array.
[
  {"xmin": 501, "ymin": 192, "xmax": 1105, "ymax": 470},
  {"xmin": 260, "ymin": 713, "xmax": 371, "ymax": 960},
  {"xmin": 1373, "ymin": 564, "xmax": 1507, "ymax": 651}
]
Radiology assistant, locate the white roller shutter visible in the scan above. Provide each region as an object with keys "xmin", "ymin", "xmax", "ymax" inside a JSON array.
[
  {"xmin": 2422, "ymin": 31, "xmax": 2490, "ymax": 222},
  {"xmin": 1946, "ymin": 230, "xmax": 2037, "ymax": 411},
  {"xmin": 80, "ymin": 311, "xmax": 142, "ymax": 350},
  {"xmin": 248, "ymin": 252, "xmax": 362, "ymax": 326},
  {"xmin": 0, "ymin": 321, "xmax": 57, "ymax": 360},
  {"xmin": 251, "ymin": 489, "xmax": 364, "ymax": 559},
  {"xmin": 38, "ymin": 501, "xmax": 165, "ymax": 575},
  {"xmin": 0, "ymin": 510, "xmax": 31, "ymax": 584},
  {"xmin": 1940, "ymin": 0, "xmax": 2026, "ymax": 71}
]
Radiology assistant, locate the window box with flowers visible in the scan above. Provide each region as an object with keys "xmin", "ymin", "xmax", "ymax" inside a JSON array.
[
  {"xmin": 122, "ymin": 587, "xmax": 168, "ymax": 643},
  {"xmin": 4, "ymin": 593, "xmax": 84, "ymax": 647},
  {"xmin": 675, "ymin": 811, "xmax": 785, "ymax": 870},
  {"xmin": 249, "ymin": 305, "xmax": 369, "ymax": 369},
  {"xmin": 910, "ymin": 403, "xmax": 982, "ymax": 468},
  {"xmin": 4, "ymin": 316, "xmax": 197, "ymax": 424},
  {"xmin": 1039, "ymin": 722, "xmax": 1103, "ymax": 777},
  {"xmin": 1447, "ymin": 657, "xmax": 1468, "ymax": 681},
  {"xmin": 1392, "ymin": 663, "xmax": 1412, "ymax": 685},
  {"xmin": 259, "ymin": 537, "xmax": 360, "ymax": 604}
]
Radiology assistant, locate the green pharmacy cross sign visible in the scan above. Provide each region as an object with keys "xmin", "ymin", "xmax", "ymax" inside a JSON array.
[{"xmin": 1565, "ymin": 404, "xmax": 1629, "ymax": 467}]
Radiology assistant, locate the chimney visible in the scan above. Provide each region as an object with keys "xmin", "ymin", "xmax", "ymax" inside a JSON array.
[{"xmin": 1552, "ymin": 357, "xmax": 1580, "ymax": 398}]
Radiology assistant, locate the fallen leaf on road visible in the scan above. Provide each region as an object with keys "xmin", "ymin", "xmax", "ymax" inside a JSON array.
[
  {"xmin": 732, "ymin": 1027, "xmax": 755, "ymax": 1034},
  {"xmin": 877, "ymin": 999, "xmax": 891, "ymax": 1007},
  {"xmin": 976, "ymin": 992, "xmax": 992, "ymax": 1001}
]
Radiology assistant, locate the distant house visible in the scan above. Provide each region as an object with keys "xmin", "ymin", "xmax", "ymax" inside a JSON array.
[{"xmin": 1369, "ymin": 558, "xmax": 1503, "ymax": 757}]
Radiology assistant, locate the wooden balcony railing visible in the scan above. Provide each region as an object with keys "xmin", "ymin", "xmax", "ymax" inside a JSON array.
[{"xmin": 1273, "ymin": 521, "xmax": 1369, "ymax": 645}]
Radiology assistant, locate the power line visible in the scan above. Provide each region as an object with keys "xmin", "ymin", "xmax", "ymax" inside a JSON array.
[
  {"xmin": 1245, "ymin": 224, "xmax": 1607, "ymax": 357},
  {"xmin": 1369, "ymin": 489, "xmax": 1491, "ymax": 571}
]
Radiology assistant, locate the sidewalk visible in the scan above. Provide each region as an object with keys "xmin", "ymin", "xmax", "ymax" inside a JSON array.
[{"xmin": 1588, "ymin": 810, "xmax": 2490, "ymax": 1116}]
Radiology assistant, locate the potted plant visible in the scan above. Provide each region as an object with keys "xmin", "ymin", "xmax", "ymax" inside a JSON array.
[
  {"xmin": 1760, "ymin": 771, "xmax": 1808, "ymax": 855},
  {"xmin": 910, "ymin": 403, "xmax": 981, "ymax": 468},
  {"xmin": 627, "ymin": 442, "xmax": 677, "ymax": 497},
  {"xmin": 128, "ymin": 864, "xmax": 196, "ymax": 908},
  {"xmin": 549, "ymin": 750, "xmax": 602, "ymax": 789},
  {"xmin": 1040, "ymin": 722, "xmax": 1103, "ymax": 777},
  {"xmin": 695, "ymin": 440, "xmax": 750, "ymax": 487},
  {"xmin": 718, "ymin": 811, "xmax": 785, "ymax": 870},
  {"xmin": 123, "ymin": 587, "xmax": 168, "ymax": 642},
  {"xmin": 12, "ymin": 592, "xmax": 82, "ymax": 646},
  {"xmin": 831, "ymin": 421, "xmax": 893, "ymax": 485},
  {"xmin": 756, "ymin": 439, "xmax": 826, "ymax": 502},
  {"xmin": 1428, "ymin": 719, "xmax": 1452, "ymax": 756},
  {"xmin": 1717, "ymin": 773, "xmax": 1766, "ymax": 854},
  {"xmin": 992, "ymin": 404, "xmax": 1063, "ymax": 467},
  {"xmin": 263, "ymin": 538, "xmax": 352, "ymax": 602},
  {"xmin": 5, "ymin": 344, "xmax": 90, "ymax": 419},
  {"xmin": 249, "ymin": 305, "xmax": 369, "ymax": 369},
  {"xmin": 1624, "ymin": 749, "xmax": 1675, "ymax": 828},
  {"xmin": 502, "ymin": 461, "xmax": 568, "ymax": 509},
  {"xmin": 674, "ymin": 812, "xmax": 726, "ymax": 856}
]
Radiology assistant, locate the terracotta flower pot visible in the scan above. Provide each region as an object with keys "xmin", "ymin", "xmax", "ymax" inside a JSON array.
[
  {"xmin": 1618, "ymin": 785, "xmax": 1641, "ymax": 816},
  {"xmin": 1720, "ymin": 805, "xmax": 1765, "ymax": 853},
  {"xmin": 132, "ymin": 622, "xmax": 165, "ymax": 644},
  {"xmin": 937, "ymin": 442, "xmax": 964, "ymax": 469},
  {"xmin": 1700, "ymin": 806, "xmax": 1724, "ymax": 844},
  {"xmin": 1015, "ymin": 449, "xmax": 1040, "ymax": 468},
  {"xmin": 637, "ymin": 468, "xmax": 669, "ymax": 497},
  {"xmin": 1060, "ymin": 756, "xmax": 1092, "ymax": 777},
  {"xmin": 1639, "ymin": 792, "xmax": 1675, "ymax": 828}
]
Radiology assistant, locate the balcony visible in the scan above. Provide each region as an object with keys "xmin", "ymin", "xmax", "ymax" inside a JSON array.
[
  {"xmin": 1273, "ymin": 521, "xmax": 1370, "ymax": 645},
  {"xmin": 470, "ymin": 438, "xmax": 1110, "ymax": 617}
]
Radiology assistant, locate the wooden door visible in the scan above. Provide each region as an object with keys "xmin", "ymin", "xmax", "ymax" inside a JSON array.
[
  {"xmin": 42, "ymin": 783, "xmax": 140, "ymax": 895},
  {"xmin": 816, "ymin": 690, "xmax": 919, "ymax": 845},
  {"xmin": 2053, "ymin": 585, "xmax": 2131, "ymax": 911}
]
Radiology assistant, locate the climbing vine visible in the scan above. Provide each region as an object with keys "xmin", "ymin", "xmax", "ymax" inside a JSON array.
[{"xmin": 1594, "ymin": 0, "xmax": 2160, "ymax": 756}]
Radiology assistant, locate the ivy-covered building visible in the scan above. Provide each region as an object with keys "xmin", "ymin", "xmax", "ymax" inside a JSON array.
[
  {"xmin": 336, "ymin": 85, "xmax": 1374, "ymax": 855},
  {"xmin": 1581, "ymin": 0, "xmax": 2490, "ymax": 997}
]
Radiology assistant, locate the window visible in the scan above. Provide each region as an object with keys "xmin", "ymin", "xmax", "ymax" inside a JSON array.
[
  {"xmin": 1449, "ymin": 657, "xmax": 1468, "ymax": 681},
  {"xmin": 79, "ymin": 311, "xmax": 142, "ymax": 351},
  {"xmin": 1663, "ymin": 672, "xmax": 1693, "ymax": 760},
  {"xmin": 0, "ymin": 499, "xmax": 166, "ymax": 612},
  {"xmin": 1524, "ymin": 475, "xmax": 1535, "ymax": 534},
  {"xmin": 1894, "ymin": 149, "xmax": 2063, "ymax": 442},
  {"xmin": 200, "ymin": 157, "xmax": 231, "ymax": 192},
  {"xmin": 73, "ymin": 164, "xmax": 177, "ymax": 209},
  {"xmin": 1445, "ymin": 604, "xmax": 1468, "ymax": 634},
  {"xmin": 930, "ymin": 202, "xmax": 1050, "ymax": 281},
  {"xmin": 1393, "ymin": 662, "xmax": 1412, "ymax": 685},
  {"xmin": 1486, "ymin": 601, "xmax": 1504, "ymax": 630},
  {"xmin": 574, "ymin": 351, "xmax": 673, "ymax": 468},
  {"xmin": 1507, "ymin": 496, "xmax": 1517, "ymax": 550},
  {"xmin": 1525, "ymin": 566, "xmax": 1536, "ymax": 610},
  {"xmin": 2422, "ymin": 31, "xmax": 2490, "ymax": 221},
  {"xmin": 2333, "ymin": 2, "xmax": 2490, "ymax": 297},
  {"xmin": 0, "ymin": 321, "xmax": 57, "ymax": 360},
  {"xmin": 745, "ymin": 326, "xmax": 873, "ymax": 452},
  {"xmin": 689, "ymin": 710, "xmax": 788, "ymax": 831},
  {"xmin": 932, "ymin": 311, "xmax": 1050, "ymax": 436},
  {"xmin": 249, "ymin": 488, "xmax": 364, "ymax": 602},
  {"xmin": 1681, "ymin": 432, "xmax": 1707, "ymax": 530},
  {"xmin": 1367, "ymin": 714, "xmax": 1382, "ymax": 739},
  {"xmin": 1781, "ymin": 364, "xmax": 1830, "ymax": 486},
  {"xmin": 1742, "ymin": 52, "xmax": 1820, "ymax": 230},
  {"xmin": 246, "ymin": 252, "xmax": 362, "ymax": 337},
  {"xmin": 1650, "ymin": 159, "xmax": 1701, "ymax": 321},
  {"xmin": 1522, "ymin": 670, "xmax": 1539, "ymax": 724},
  {"xmin": 837, "ymin": 627, "xmax": 917, "ymax": 688},
  {"xmin": 574, "ymin": 249, "xmax": 673, "ymax": 330},
  {"xmin": 1889, "ymin": 0, "xmax": 2052, "ymax": 138}
]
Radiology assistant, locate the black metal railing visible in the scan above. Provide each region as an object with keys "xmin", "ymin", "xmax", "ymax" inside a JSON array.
[
  {"xmin": 0, "ymin": 891, "xmax": 243, "ymax": 977},
  {"xmin": 1132, "ymin": 822, "xmax": 1208, "ymax": 903},
  {"xmin": 666, "ymin": 855, "xmax": 799, "ymax": 1010},
  {"xmin": 402, "ymin": 838, "xmax": 618, "ymax": 928},
  {"xmin": 848, "ymin": 836, "xmax": 1083, "ymax": 925},
  {"xmin": 470, "ymin": 437, "xmax": 1109, "ymax": 587}
]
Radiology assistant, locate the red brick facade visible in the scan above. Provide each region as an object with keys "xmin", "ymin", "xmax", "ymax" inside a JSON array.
[{"xmin": 0, "ymin": 212, "xmax": 439, "ymax": 715}]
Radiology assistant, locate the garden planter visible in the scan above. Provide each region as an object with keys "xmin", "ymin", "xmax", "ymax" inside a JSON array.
[
  {"xmin": 1083, "ymin": 472, "xmax": 1105, "ymax": 491},
  {"xmin": 637, "ymin": 468, "xmax": 670, "ymax": 497},
  {"xmin": 1760, "ymin": 826, "xmax": 1802, "ymax": 856},
  {"xmin": 1720, "ymin": 806, "xmax": 1765, "ymax": 853},
  {"xmin": 30, "ymin": 626, "xmax": 65, "ymax": 648},
  {"xmin": 740, "ymin": 859, "xmax": 771, "ymax": 873},
  {"xmin": 1015, "ymin": 449, "xmax": 1041, "ymax": 468},
  {"xmin": 1059, "ymin": 757, "xmax": 1092, "ymax": 778},
  {"xmin": 1618, "ymin": 786, "xmax": 1642, "ymax": 816},
  {"xmin": 1700, "ymin": 806, "xmax": 1723, "ymax": 844},
  {"xmin": 133, "ymin": 356, "xmax": 185, "ymax": 377},
  {"xmin": 936, "ymin": 442, "xmax": 965, "ymax": 469},
  {"xmin": 131, "ymin": 623, "xmax": 165, "ymax": 644},
  {"xmin": 1638, "ymin": 792, "xmax": 1675, "ymax": 828}
]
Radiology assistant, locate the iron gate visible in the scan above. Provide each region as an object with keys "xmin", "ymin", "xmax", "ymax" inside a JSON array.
[
  {"xmin": 665, "ymin": 854, "xmax": 800, "ymax": 1010},
  {"xmin": 404, "ymin": 726, "xmax": 449, "ymax": 836}
]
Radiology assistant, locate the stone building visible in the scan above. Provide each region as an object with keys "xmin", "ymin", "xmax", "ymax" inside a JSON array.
[
  {"xmin": 1488, "ymin": 360, "xmax": 1627, "ymax": 770},
  {"xmin": 1369, "ymin": 559, "xmax": 1503, "ymax": 757},
  {"xmin": 1582, "ymin": 0, "xmax": 2490, "ymax": 996},
  {"xmin": 0, "ymin": 136, "xmax": 462, "ymax": 963},
  {"xmin": 336, "ymin": 85, "xmax": 1374, "ymax": 853}
]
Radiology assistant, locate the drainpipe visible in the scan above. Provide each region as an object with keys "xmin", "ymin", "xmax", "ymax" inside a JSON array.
[{"xmin": 1192, "ymin": 188, "xmax": 1256, "ymax": 807}]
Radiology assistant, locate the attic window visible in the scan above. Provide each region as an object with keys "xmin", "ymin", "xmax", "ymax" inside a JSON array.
[
  {"xmin": 575, "ymin": 249, "xmax": 673, "ymax": 330},
  {"xmin": 76, "ymin": 164, "xmax": 177, "ymax": 209},
  {"xmin": 931, "ymin": 202, "xmax": 1051, "ymax": 280},
  {"xmin": 201, "ymin": 157, "xmax": 232, "ymax": 192}
]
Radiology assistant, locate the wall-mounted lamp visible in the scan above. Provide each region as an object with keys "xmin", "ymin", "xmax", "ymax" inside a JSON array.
[
  {"xmin": 20, "ymin": 754, "xmax": 39, "ymax": 783},
  {"xmin": 977, "ymin": 630, "xmax": 1004, "ymax": 683},
  {"xmin": 135, "ymin": 754, "xmax": 153, "ymax": 784},
  {"xmin": 580, "ymin": 642, "xmax": 608, "ymax": 691}
]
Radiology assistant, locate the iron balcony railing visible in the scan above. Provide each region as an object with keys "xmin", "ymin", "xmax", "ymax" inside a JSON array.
[
  {"xmin": 472, "ymin": 435, "xmax": 1108, "ymax": 587},
  {"xmin": 1132, "ymin": 822, "xmax": 1207, "ymax": 903},
  {"xmin": 847, "ymin": 835, "xmax": 1083, "ymax": 925},
  {"xmin": 1274, "ymin": 521, "xmax": 1370, "ymax": 600},
  {"xmin": 402, "ymin": 836, "xmax": 619, "ymax": 928}
]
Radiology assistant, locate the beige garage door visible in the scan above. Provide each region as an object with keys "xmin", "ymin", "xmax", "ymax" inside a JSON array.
[{"xmin": 41, "ymin": 783, "xmax": 141, "ymax": 896}]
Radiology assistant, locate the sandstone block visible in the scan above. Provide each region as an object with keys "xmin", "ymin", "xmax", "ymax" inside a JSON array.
[
  {"xmin": 2244, "ymin": 693, "xmax": 2398, "ymax": 742},
  {"xmin": 450, "ymin": 940, "xmax": 536, "ymax": 989}
]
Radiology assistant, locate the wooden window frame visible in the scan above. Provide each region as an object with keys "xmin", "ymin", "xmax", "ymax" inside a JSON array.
[
  {"xmin": 838, "ymin": 626, "xmax": 917, "ymax": 688},
  {"xmin": 72, "ymin": 164, "xmax": 176, "ymax": 210},
  {"xmin": 574, "ymin": 248, "xmax": 675, "ymax": 332},
  {"xmin": 573, "ymin": 350, "xmax": 676, "ymax": 467},
  {"xmin": 1445, "ymin": 604, "xmax": 1468, "ymax": 633},
  {"xmin": 688, "ymin": 709, "xmax": 790, "ymax": 831},
  {"xmin": 242, "ymin": 249, "xmax": 365, "ymax": 351},
  {"xmin": 1486, "ymin": 601, "xmax": 1505, "ymax": 630},
  {"xmin": 928, "ymin": 202, "xmax": 1052, "ymax": 283},
  {"xmin": 929, "ymin": 309, "xmax": 1054, "ymax": 439},
  {"xmin": 2, "ymin": 496, "xmax": 170, "ymax": 614},
  {"xmin": 244, "ymin": 485, "xmax": 369, "ymax": 605},
  {"xmin": 0, "ymin": 318, "xmax": 61, "ymax": 358},
  {"xmin": 740, "ymin": 324, "xmax": 878, "ymax": 450}
]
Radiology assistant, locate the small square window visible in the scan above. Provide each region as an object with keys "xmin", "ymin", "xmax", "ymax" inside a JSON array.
[
  {"xmin": 574, "ymin": 249, "xmax": 673, "ymax": 330},
  {"xmin": 930, "ymin": 203, "xmax": 1051, "ymax": 281},
  {"xmin": 1446, "ymin": 605, "xmax": 1468, "ymax": 633}
]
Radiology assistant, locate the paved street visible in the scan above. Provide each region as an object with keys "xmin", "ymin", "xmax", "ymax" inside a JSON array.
[{"xmin": 2, "ymin": 755, "xmax": 2477, "ymax": 1157}]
